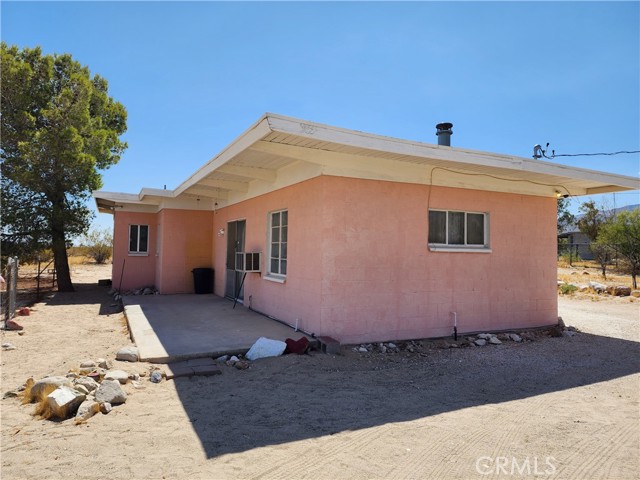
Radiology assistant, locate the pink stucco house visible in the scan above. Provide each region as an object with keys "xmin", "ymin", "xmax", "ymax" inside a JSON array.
[{"xmin": 93, "ymin": 114, "xmax": 639, "ymax": 344}]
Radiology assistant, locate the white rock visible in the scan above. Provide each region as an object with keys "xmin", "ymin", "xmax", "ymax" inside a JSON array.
[
  {"xmin": 489, "ymin": 337, "xmax": 502, "ymax": 345},
  {"xmin": 216, "ymin": 355, "xmax": 229, "ymax": 362},
  {"xmin": 95, "ymin": 380, "xmax": 127, "ymax": 405},
  {"xmin": 79, "ymin": 360, "xmax": 96, "ymax": 368},
  {"xmin": 116, "ymin": 346, "xmax": 139, "ymax": 362},
  {"xmin": 358, "ymin": 347, "xmax": 368, "ymax": 353},
  {"xmin": 508, "ymin": 333, "xmax": 523, "ymax": 343},
  {"xmin": 477, "ymin": 334, "xmax": 491, "ymax": 340},
  {"xmin": 104, "ymin": 370, "xmax": 129, "ymax": 384},
  {"xmin": 474, "ymin": 339, "xmax": 487, "ymax": 346},
  {"xmin": 387, "ymin": 342, "xmax": 397, "ymax": 349},
  {"xmin": 245, "ymin": 337, "xmax": 287, "ymax": 361},
  {"xmin": 100, "ymin": 402, "xmax": 113, "ymax": 414},
  {"xmin": 589, "ymin": 281, "xmax": 607, "ymax": 293},
  {"xmin": 2, "ymin": 343, "xmax": 16, "ymax": 351},
  {"xmin": 74, "ymin": 384, "xmax": 90, "ymax": 396},
  {"xmin": 47, "ymin": 386, "xmax": 86, "ymax": 419},
  {"xmin": 75, "ymin": 400, "xmax": 100, "ymax": 423},
  {"xmin": 380, "ymin": 345, "xmax": 387, "ymax": 354}
]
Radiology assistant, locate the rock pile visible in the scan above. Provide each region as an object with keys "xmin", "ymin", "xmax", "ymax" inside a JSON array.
[
  {"xmin": 353, "ymin": 341, "xmax": 404, "ymax": 354},
  {"xmin": 109, "ymin": 286, "xmax": 158, "ymax": 299},
  {"xmin": 557, "ymin": 280, "xmax": 637, "ymax": 298},
  {"xmin": 9, "ymin": 350, "xmax": 160, "ymax": 424},
  {"xmin": 353, "ymin": 324, "xmax": 579, "ymax": 355}
]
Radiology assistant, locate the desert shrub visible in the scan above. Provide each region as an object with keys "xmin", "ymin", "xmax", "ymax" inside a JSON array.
[
  {"xmin": 558, "ymin": 283, "xmax": 578, "ymax": 295},
  {"xmin": 80, "ymin": 228, "xmax": 113, "ymax": 264}
]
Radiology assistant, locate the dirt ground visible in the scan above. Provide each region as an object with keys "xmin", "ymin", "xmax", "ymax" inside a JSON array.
[{"xmin": 1, "ymin": 264, "xmax": 638, "ymax": 479}]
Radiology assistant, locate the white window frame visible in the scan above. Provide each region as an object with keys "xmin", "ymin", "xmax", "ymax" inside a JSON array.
[
  {"xmin": 128, "ymin": 224, "xmax": 149, "ymax": 256},
  {"xmin": 265, "ymin": 209, "xmax": 287, "ymax": 282},
  {"xmin": 428, "ymin": 209, "xmax": 491, "ymax": 253}
]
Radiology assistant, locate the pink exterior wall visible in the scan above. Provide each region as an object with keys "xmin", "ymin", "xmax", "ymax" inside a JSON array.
[
  {"xmin": 212, "ymin": 179, "xmax": 324, "ymax": 334},
  {"xmin": 112, "ymin": 209, "xmax": 214, "ymax": 294},
  {"xmin": 112, "ymin": 211, "xmax": 158, "ymax": 291},
  {"xmin": 213, "ymin": 176, "xmax": 557, "ymax": 343},
  {"xmin": 318, "ymin": 177, "xmax": 557, "ymax": 343},
  {"xmin": 155, "ymin": 209, "xmax": 214, "ymax": 294},
  {"xmin": 114, "ymin": 175, "xmax": 557, "ymax": 343}
]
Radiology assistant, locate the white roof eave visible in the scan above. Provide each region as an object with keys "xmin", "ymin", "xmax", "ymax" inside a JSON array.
[{"xmin": 93, "ymin": 113, "xmax": 639, "ymax": 209}]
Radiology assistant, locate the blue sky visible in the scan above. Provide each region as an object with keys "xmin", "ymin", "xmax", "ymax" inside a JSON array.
[{"xmin": 2, "ymin": 1, "xmax": 639, "ymax": 231}]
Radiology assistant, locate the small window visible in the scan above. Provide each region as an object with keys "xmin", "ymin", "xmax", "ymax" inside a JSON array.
[
  {"xmin": 428, "ymin": 210, "xmax": 489, "ymax": 250},
  {"xmin": 129, "ymin": 225, "xmax": 149, "ymax": 255},
  {"xmin": 268, "ymin": 210, "xmax": 287, "ymax": 277}
]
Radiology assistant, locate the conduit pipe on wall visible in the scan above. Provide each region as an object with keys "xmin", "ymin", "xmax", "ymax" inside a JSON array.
[{"xmin": 247, "ymin": 295, "xmax": 315, "ymax": 338}]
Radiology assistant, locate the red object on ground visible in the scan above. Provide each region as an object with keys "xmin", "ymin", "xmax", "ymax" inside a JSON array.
[
  {"xmin": 6, "ymin": 319, "xmax": 24, "ymax": 331},
  {"xmin": 18, "ymin": 307, "xmax": 30, "ymax": 316},
  {"xmin": 284, "ymin": 337, "xmax": 311, "ymax": 355}
]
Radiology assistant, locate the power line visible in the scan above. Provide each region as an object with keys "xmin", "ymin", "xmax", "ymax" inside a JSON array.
[
  {"xmin": 552, "ymin": 150, "xmax": 640, "ymax": 158},
  {"xmin": 533, "ymin": 143, "xmax": 640, "ymax": 160}
]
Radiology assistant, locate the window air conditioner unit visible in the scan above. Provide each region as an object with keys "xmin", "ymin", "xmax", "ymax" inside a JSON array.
[{"xmin": 235, "ymin": 252, "xmax": 262, "ymax": 273}]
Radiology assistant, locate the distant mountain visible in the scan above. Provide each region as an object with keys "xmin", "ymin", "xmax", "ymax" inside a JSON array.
[
  {"xmin": 612, "ymin": 204, "xmax": 639, "ymax": 214},
  {"xmin": 560, "ymin": 204, "xmax": 638, "ymax": 235}
]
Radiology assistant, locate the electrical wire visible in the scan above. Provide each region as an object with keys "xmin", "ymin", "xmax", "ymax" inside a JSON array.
[
  {"xmin": 425, "ymin": 166, "xmax": 572, "ymax": 242},
  {"xmin": 426, "ymin": 166, "xmax": 572, "ymax": 210},
  {"xmin": 552, "ymin": 150, "xmax": 640, "ymax": 158}
]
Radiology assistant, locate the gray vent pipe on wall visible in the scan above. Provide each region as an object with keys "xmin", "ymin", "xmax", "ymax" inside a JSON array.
[{"xmin": 436, "ymin": 122, "xmax": 453, "ymax": 146}]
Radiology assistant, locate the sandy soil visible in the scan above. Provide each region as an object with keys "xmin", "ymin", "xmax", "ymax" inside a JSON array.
[{"xmin": 1, "ymin": 264, "xmax": 638, "ymax": 479}]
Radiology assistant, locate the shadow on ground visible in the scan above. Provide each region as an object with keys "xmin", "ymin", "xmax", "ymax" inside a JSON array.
[
  {"xmin": 42, "ymin": 283, "xmax": 121, "ymax": 316},
  {"xmin": 173, "ymin": 331, "xmax": 639, "ymax": 459}
]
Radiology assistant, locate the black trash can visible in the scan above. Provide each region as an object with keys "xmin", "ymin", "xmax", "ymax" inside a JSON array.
[{"xmin": 192, "ymin": 268, "xmax": 214, "ymax": 294}]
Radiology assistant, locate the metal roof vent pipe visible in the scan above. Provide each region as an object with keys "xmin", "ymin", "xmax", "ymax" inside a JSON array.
[{"xmin": 436, "ymin": 122, "xmax": 453, "ymax": 146}]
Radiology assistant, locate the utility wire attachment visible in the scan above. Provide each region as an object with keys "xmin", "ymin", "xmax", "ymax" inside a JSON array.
[{"xmin": 533, "ymin": 143, "xmax": 639, "ymax": 160}]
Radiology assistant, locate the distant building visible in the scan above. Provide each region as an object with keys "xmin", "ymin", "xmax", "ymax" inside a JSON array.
[{"xmin": 558, "ymin": 204, "xmax": 640, "ymax": 261}]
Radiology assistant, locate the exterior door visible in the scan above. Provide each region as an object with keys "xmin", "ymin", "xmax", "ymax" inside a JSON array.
[{"xmin": 225, "ymin": 220, "xmax": 246, "ymax": 301}]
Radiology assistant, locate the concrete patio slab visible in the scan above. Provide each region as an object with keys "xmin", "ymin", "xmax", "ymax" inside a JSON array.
[{"xmin": 122, "ymin": 294, "xmax": 313, "ymax": 363}]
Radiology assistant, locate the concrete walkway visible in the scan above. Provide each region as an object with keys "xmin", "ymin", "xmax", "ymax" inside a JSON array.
[{"xmin": 122, "ymin": 294, "xmax": 310, "ymax": 363}]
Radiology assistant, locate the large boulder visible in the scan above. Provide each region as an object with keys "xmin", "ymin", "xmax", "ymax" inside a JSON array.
[
  {"xmin": 607, "ymin": 285, "xmax": 632, "ymax": 297},
  {"xmin": 47, "ymin": 386, "xmax": 86, "ymax": 419},
  {"xmin": 94, "ymin": 380, "xmax": 127, "ymax": 405},
  {"xmin": 28, "ymin": 376, "xmax": 72, "ymax": 402}
]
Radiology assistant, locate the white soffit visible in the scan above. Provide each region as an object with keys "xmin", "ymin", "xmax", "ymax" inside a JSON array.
[{"xmin": 93, "ymin": 113, "xmax": 640, "ymax": 212}]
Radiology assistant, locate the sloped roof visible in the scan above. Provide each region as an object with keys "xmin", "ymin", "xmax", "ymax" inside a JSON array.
[{"xmin": 94, "ymin": 113, "xmax": 640, "ymax": 213}]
